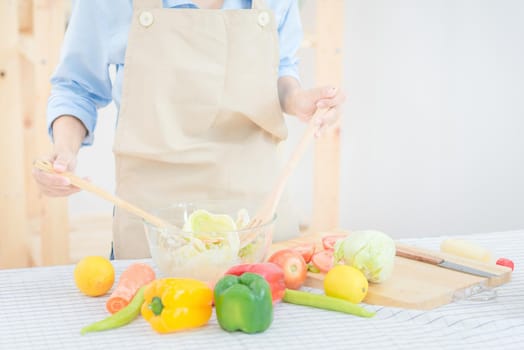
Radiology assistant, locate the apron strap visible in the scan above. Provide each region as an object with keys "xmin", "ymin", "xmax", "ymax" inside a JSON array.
[{"xmin": 134, "ymin": 0, "xmax": 162, "ymax": 9}]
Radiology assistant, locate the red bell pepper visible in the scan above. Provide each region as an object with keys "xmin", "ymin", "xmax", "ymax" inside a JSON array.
[{"xmin": 224, "ymin": 263, "xmax": 286, "ymax": 303}]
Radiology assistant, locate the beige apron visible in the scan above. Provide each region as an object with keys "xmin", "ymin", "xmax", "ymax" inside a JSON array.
[{"xmin": 112, "ymin": 0, "xmax": 299, "ymax": 259}]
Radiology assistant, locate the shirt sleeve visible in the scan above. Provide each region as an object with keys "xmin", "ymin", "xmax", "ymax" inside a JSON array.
[
  {"xmin": 277, "ymin": 0, "xmax": 303, "ymax": 81},
  {"xmin": 47, "ymin": 0, "xmax": 113, "ymax": 146}
]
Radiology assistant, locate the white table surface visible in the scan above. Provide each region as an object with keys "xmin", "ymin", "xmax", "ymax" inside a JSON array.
[{"xmin": 1, "ymin": 230, "xmax": 523, "ymax": 350}]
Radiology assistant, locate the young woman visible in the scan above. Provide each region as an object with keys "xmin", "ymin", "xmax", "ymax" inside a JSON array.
[{"xmin": 33, "ymin": 0, "xmax": 345, "ymax": 258}]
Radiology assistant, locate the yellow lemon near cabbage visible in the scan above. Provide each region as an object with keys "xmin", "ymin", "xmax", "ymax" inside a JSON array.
[
  {"xmin": 74, "ymin": 256, "xmax": 115, "ymax": 297},
  {"xmin": 324, "ymin": 265, "xmax": 368, "ymax": 304}
]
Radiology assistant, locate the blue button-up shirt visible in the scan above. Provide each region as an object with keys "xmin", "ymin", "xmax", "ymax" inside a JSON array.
[{"xmin": 48, "ymin": 0, "xmax": 303, "ymax": 146}]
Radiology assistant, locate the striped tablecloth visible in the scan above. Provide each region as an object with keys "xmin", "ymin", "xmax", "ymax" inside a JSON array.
[{"xmin": 1, "ymin": 230, "xmax": 522, "ymax": 350}]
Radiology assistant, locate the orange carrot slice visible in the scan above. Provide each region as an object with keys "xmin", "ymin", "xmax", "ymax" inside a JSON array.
[{"xmin": 106, "ymin": 263, "xmax": 156, "ymax": 314}]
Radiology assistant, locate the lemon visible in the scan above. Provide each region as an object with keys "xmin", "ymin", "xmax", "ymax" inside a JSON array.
[
  {"xmin": 74, "ymin": 256, "xmax": 115, "ymax": 297},
  {"xmin": 184, "ymin": 209, "xmax": 237, "ymax": 233},
  {"xmin": 324, "ymin": 265, "xmax": 369, "ymax": 304}
]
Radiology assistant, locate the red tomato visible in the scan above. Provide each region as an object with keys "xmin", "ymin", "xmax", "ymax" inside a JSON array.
[
  {"xmin": 311, "ymin": 250, "xmax": 334, "ymax": 273},
  {"xmin": 292, "ymin": 244, "xmax": 316, "ymax": 263},
  {"xmin": 322, "ymin": 234, "xmax": 347, "ymax": 250},
  {"xmin": 267, "ymin": 249, "xmax": 308, "ymax": 290},
  {"xmin": 496, "ymin": 258, "xmax": 515, "ymax": 271}
]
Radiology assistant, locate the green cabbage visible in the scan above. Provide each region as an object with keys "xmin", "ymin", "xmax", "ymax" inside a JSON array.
[{"xmin": 333, "ymin": 230, "xmax": 396, "ymax": 283}]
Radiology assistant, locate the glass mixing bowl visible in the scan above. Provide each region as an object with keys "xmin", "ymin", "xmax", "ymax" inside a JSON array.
[{"xmin": 143, "ymin": 199, "xmax": 276, "ymax": 284}]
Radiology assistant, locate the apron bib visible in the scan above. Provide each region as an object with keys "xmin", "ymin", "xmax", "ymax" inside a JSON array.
[{"xmin": 113, "ymin": 0, "xmax": 298, "ymax": 259}]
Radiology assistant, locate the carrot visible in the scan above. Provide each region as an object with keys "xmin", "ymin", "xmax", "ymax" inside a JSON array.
[{"xmin": 106, "ymin": 263, "xmax": 156, "ymax": 314}]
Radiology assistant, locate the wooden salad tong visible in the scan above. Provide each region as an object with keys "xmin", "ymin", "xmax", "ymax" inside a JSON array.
[
  {"xmin": 239, "ymin": 107, "xmax": 331, "ymax": 248},
  {"xmin": 33, "ymin": 160, "xmax": 220, "ymax": 244}
]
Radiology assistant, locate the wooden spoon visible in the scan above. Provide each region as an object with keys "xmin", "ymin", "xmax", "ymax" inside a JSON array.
[
  {"xmin": 239, "ymin": 108, "xmax": 331, "ymax": 249},
  {"xmin": 33, "ymin": 160, "xmax": 221, "ymax": 244}
]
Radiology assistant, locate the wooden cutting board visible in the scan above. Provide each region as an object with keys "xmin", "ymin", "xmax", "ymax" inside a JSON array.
[{"xmin": 270, "ymin": 231, "xmax": 512, "ymax": 310}]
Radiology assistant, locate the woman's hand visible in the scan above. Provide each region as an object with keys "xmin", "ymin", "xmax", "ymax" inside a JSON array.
[
  {"xmin": 33, "ymin": 149, "xmax": 81, "ymax": 197},
  {"xmin": 278, "ymin": 77, "xmax": 346, "ymax": 136},
  {"xmin": 33, "ymin": 115, "xmax": 87, "ymax": 197}
]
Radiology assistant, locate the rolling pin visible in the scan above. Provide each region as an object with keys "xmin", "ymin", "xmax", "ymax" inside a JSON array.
[{"xmin": 440, "ymin": 238, "xmax": 492, "ymax": 263}]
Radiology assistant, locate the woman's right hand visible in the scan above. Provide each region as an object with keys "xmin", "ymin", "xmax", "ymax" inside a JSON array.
[{"xmin": 33, "ymin": 148, "xmax": 81, "ymax": 197}]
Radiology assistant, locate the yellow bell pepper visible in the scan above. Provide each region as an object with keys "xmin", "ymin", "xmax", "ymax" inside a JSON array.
[{"xmin": 141, "ymin": 278, "xmax": 213, "ymax": 333}]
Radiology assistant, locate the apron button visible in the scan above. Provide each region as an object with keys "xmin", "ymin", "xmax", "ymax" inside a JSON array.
[
  {"xmin": 139, "ymin": 11, "xmax": 154, "ymax": 28},
  {"xmin": 258, "ymin": 11, "xmax": 270, "ymax": 27}
]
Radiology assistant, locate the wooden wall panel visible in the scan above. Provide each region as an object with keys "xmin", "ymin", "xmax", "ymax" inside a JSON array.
[
  {"xmin": 311, "ymin": 0, "xmax": 344, "ymax": 232},
  {"xmin": 0, "ymin": 0, "xmax": 30, "ymax": 268}
]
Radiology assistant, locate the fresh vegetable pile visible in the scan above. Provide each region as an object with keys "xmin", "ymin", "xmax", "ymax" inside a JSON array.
[
  {"xmin": 76, "ymin": 226, "xmax": 514, "ymax": 336},
  {"xmin": 74, "ymin": 230, "xmax": 379, "ymax": 336}
]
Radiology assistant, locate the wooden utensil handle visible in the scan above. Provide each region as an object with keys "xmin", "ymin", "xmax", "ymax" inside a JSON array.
[
  {"xmin": 396, "ymin": 244, "xmax": 444, "ymax": 265},
  {"xmin": 69, "ymin": 175, "xmax": 167, "ymax": 228},
  {"xmin": 33, "ymin": 160, "xmax": 167, "ymax": 228},
  {"xmin": 239, "ymin": 108, "xmax": 330, "ymax": 249},
  {"xmin": 265, "ymin": 107, "xmax": 329, "ymax": 215}
]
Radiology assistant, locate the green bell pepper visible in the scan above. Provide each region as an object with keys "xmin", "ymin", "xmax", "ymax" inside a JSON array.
[{"xmin": 214, "ymin": 272, "xmax": 273, "ymax": 334}]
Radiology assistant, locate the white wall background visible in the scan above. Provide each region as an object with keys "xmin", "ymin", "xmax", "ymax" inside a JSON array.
[{"xmin": 69, "ymin": 0, "xmax": 524, "ymax": 239}]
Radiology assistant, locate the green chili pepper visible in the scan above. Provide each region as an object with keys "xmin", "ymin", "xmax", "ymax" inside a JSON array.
[
  {"xmin": 283, "ymin": 289, "xmax": 375, "ymax": 318},
  {"xmin": 80, "ymin": 286, "xmax": 146, "ymax": 335}
]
